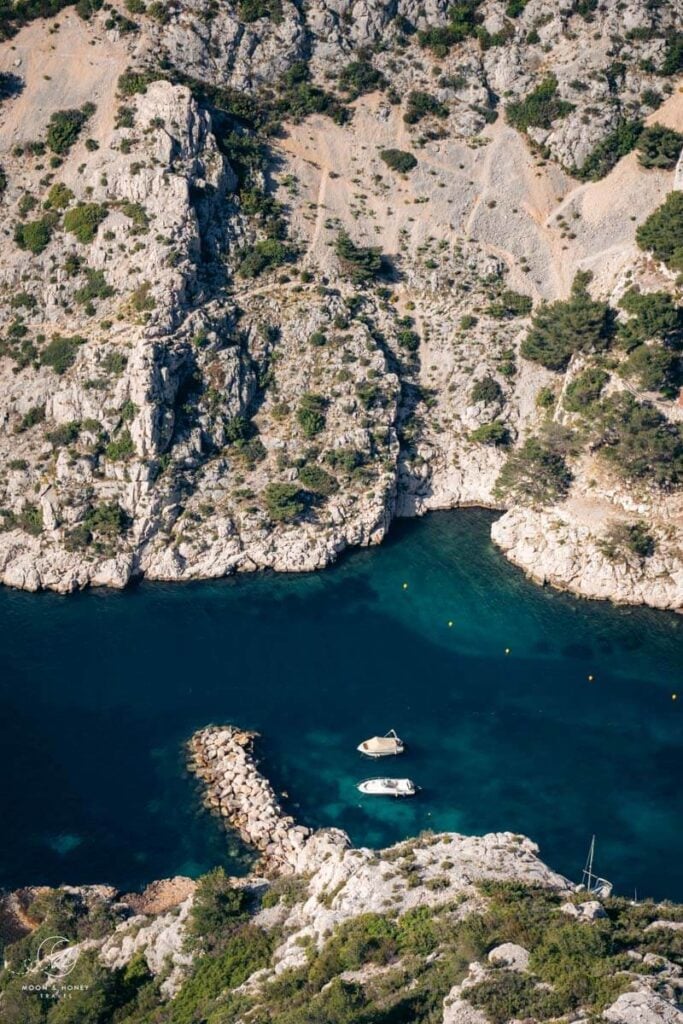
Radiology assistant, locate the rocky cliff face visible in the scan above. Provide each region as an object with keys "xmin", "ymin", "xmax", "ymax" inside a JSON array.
[{"xmin": 0, "ymin": 0, "xmax": 681, "ymax": 609}]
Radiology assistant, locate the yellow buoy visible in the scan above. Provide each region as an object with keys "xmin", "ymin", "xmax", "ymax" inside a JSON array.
[
  {"xmin": 402, "ymin": 582, "xmax": 408, "ymax": 590},
  {"xmin": 448, "ymin": 621, "xmax": 453, "ymax": 627},
  {"xmin": 505, "ymin": 648, "xmax": 511, "ymax": 655},
  {"xmin": 673, "ymin": 693, "xmax": 678, "ymax": 701},
  {"xmin": 588, "ymin": 675, "xmax": 594, "ymax": 682}
]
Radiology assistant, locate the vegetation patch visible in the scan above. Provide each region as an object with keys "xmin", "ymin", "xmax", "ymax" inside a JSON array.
[
  {"xmin": 46, "ymin": 104, "xmax": 95, "ymax": 155},
  {"xmin": 380, "ymin": 148, "xmax": 417, "ymax": 173},
  {"xmin": 636, "ymin": 123, "xmax": 683, "ymax": 170},
  {"xmin": 506, "ymin": 76, "xmax": 573, "ymax": 132},
  {"xmin": 41, "ymin": 334, "xmax": 86, "ymax": 375},
  {"xmin": 63, "ymin": 203, "xmax": 109, "ymax": 243},
  {"xmin": 521, "ymin": 273, "xmax": 613, "ymax": 371},
  {"xmin": 335, "ymin": 231, "xmax": 384, "ymax": 283},
  {"xmin": 636, "ymin": 191, "xmax": 683, "ymax": 272}
]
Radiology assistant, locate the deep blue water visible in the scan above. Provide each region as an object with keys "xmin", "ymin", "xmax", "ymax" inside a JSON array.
[{"xmin": 0, "ymin": 509, "xmax": 681, "ymax": 901}]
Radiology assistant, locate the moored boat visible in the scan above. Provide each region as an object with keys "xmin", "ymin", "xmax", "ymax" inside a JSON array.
[
  {"xmin": 357, "ymin": 778, "xmax": 417, "ymax": 797},
  {"xmin": 357, "ymin": 729, "xmax": 404, "ymax": 758}
]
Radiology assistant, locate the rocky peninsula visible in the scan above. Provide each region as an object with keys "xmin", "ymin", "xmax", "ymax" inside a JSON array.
[{"xmin": 1, "ymin": 723, "xmax": 682, "ymax": 1024}]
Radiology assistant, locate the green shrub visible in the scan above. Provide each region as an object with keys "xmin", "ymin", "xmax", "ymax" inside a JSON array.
[
  {"xmin": 84, "ymin": 502, "xmax": 127, "ymax": 537},
  {"xmin": 521, "ymin": 273, "xmax": 613, "ymax": 371},
  {"xmin": 486, "ymin": 289, "xmax": 533, "ymax": 319},
  {"xmin": 471, "ymin": 375, "xmax": 503, "ymax": 405},
  {"xmin": 44, "ymin": 181, "xmax": 74, "ymax": 209},
  {"xmin": 618, "ymin": 288, "xmax": 682, "ymax": 349},
  {"xmin": 238, "ymin": 237, "xmax": 293, "ymax": 277},
  {"xmin": 495, "ymin": 434, "xmax": 573, "ymax": 505},
  {"xmin": 238, "ymin": 0, "xmax": 282, "ymax": 21},
  {"xmin": 118, "ymin": 70, "xmax": 156, "ymax": 95},
  {"xmin": 593, "ymin": 393, "xmax": 683, "ymax": 485},
  {"xmin": 636, "ymin": 191, "xmax": 683, "ymax": 271},
  {"xmin": 563, "ymin": 367, "xmax": 609, "ymax": 411},
  {"xmin": 18, "ymin": 404, "xmax": 45, "ymax": 431},
  {"xmin": 46, "ymin": 105, "xmax": 94, "ymax": 154},
  {"xmin": 470, "ymin": 420, "xmax": 510, "ymax": 446},
  {"xmin": 335, "ymin": 231, "xmax": 383, "ymax": 283},
  {"xmin": 661, "ymin": 32, "xmax": 683, "ymax": 75},
  {"xmin": 575, "ymin": 119, "xmax": 642, "ymax": 181},
  {"xmin": 298, "ymin": 464, "xmax": 338, "ymax": 495},
  {"xmin": 506, "ymin": 76, "xmax": 573, "ymax": 132},
  {"xmin": 75, "ymin": 268, "xmax": 115, "ymax": 305},
  {"xmin": 64, "ymin": 203, "xmax": 108, "ymax": 243},
  {"xmin": 41, "ymin": 334, "xmax": 85, "ymax": 374},
  {"xmin": 186, "ymin": 868, "xmax": 249, "ymax": 951},
  {"xmin": 46, "ymin": 420, "xmax": 81, "ymax": 446},
  {"xmin": 296, "ymin": 393, "xmax": 327, "ymax": 437},
  {"xmin": 338, "ymin": 59, "xmax": 386, "ymax": 99},
  {"xmin": 264, "ymin": 482, "xmax": 305, "ymax": 522},
  {"xmin": 105, "ymin": 428, "xmax": 135, "ymax": 460},
  {"xmin": 404, "ymin": 90, "xmax": 448, "ymax": 124},
  {"xmin": 17, "ymin": 503, "xmax": 43, "ymax": 536},
  {"xmin": 600, "ymin": 520, "xmax": 656, "ymax": 560},
  {"xmin": 620, "ymin": 343, "xmax": 681, "ymax": 396},
  {"xmin": 467, "ymin": 970, "xmax": 563, "ymax": 1024},
  {"xmin": 636, "ymin": 123, "xmax": 683, "ymax": 169},
  {"xmin": 14, "ymin": 216, "xmax": 54, "ymax": 254},
  {"xmin": 418, "ymin": 1, "xmax": 481, "ymax": 55},
  {"xmin": 380, "ymin": 148, "xmax": 417, "ymax": 173}
]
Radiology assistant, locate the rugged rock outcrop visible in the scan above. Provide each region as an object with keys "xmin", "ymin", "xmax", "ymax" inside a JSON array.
[{"xmin": 0, "ymin": 0, "xmax": 682, "ymax": 611}]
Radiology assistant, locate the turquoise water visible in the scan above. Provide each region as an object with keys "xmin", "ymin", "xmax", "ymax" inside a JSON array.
[{"xmin": 0, "ymin": 509, "xmax": 681, "ymax": 900}]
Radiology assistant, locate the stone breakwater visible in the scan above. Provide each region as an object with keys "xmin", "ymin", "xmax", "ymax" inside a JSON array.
[{"xmin": 187, "ymin": 726, "xmax": 349, "ymax": 875}]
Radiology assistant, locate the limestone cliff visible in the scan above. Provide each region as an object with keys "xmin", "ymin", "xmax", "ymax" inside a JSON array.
[{"xmin": 0, "ymin": 0, "xmax": 681, "ymax": 609}]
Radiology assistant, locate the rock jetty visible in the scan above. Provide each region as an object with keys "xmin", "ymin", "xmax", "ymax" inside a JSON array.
[{"xmin": 187, "ymin": 725, "xmax": 349, "ymax": 875}]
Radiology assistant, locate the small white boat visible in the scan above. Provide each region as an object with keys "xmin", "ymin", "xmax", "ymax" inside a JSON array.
[
  {"xmin": 357, "ymin": 778, "xmax": 417, "ymax": 797},
  {"xmin": 357, "ymin": 729, "xmax": 404, "ymax": 758}
]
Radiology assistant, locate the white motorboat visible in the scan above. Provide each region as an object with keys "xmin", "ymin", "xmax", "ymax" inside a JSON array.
[
  {"xmin": 357, "ymin": 778, "xmax": 417, "ymax": 797},
  {"xmin": 357, "ymin": 729, "xmax": 404, "ymax": 758}
]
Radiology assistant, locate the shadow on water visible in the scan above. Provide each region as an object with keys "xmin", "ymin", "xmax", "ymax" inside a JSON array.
[{"xmin": 0, "ymin": 509, "xmax": 680, "ymax": 898}]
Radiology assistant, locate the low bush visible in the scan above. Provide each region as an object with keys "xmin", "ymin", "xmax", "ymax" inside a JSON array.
[
  {"xmin": 105, "ymin": 429, "xmax": 135, "ymax": 460},
  {"xmin": 186, "ymin": 867, "xmax": 250, "ymax": 952},
  {"xmin": 600, "ymin": 520, "xmax": 656, "ymax": 560},
  {"xmin": 75, "ymin": 269, "xmax": 115, "ymax": 305},
  {"xmin": 44, "ymin": 181, "xmax": 74, "ymax": 209},
  {"xmin": 576, "ymin": 119, "xmax": 643, "ymax": 181},
  {"xmin": 335, "ymin": 231, "xmax": 383, "ymax": 283},
  {"xmin": 63, "ymin": 203, "xmax": 109, "ymax": 243},
  {"xmin": 380, "ymin": 148, "xmax": 418, "ymax": 173},
  {"xmin": 14, "ymin": 215, "xmax": 55, "ymax": 254},
  {"xmin": 264, "ymin": 482, "xmax": 305, "ymax": 522},
  {"xmin": 417, "ymin": 1, "xmax": 481, "ymax": 55},
  {"xmin": 46, "ymin": 420, "xmax": 80, "ymax": 447},
  {"xmin": 46, "ymin": 104, "xmax": 95, "ymax": 154},
  {"xmin": 298, "ymin": 464, "xmax": 338, "ymax": 495},
  {"xmin": 470, "ymin": 420, "xmax": 510, "ymax": 446},
  {"xmin": 506, "ymin": 76, "xmax": 573, "ymax": 132},
  {"xmin": 238, "ymin": 238, "xmax": 294, "ymax": 278},
  {"xmin": 486, "ymin": 289, "xmax": 533, "ymax": 319},
  {"xmin": 404, "ymin": 90, "xmax": 448, "ymax": 124},
  {"xmin": 41, "ymin": 334, "xmax": 85, "ymax": 374},
  {"xmin": 471, "ymin": 375, "xmax": 503, "ymax": 405},
  {"xmin": 636, "ymin": 123, "xmax": 683, "ymax": 170},
  {"xmin": 563, "ymin": 367, "xmax": 609, "ymax": 411},
  {"xmin": 495, "ymin": 434, "xmax": 573, "ymax": 505},
  {"xmin": 296, "ymin": 393, "xmax": 327, "ymax": 437},
  {"xmin": 338, "ymin": 59, "xmax": 386, "ymax": 100}
]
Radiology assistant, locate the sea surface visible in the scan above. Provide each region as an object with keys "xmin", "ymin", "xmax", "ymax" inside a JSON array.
[{"xmin": 0, "ymin": 509, "xmax": 681, "ymax": 901}]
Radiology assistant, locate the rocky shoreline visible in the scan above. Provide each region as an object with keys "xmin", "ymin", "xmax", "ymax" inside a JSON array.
[{"xmin": 187, "ymin": 725, "xmax": 349, "ymax": 875}]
